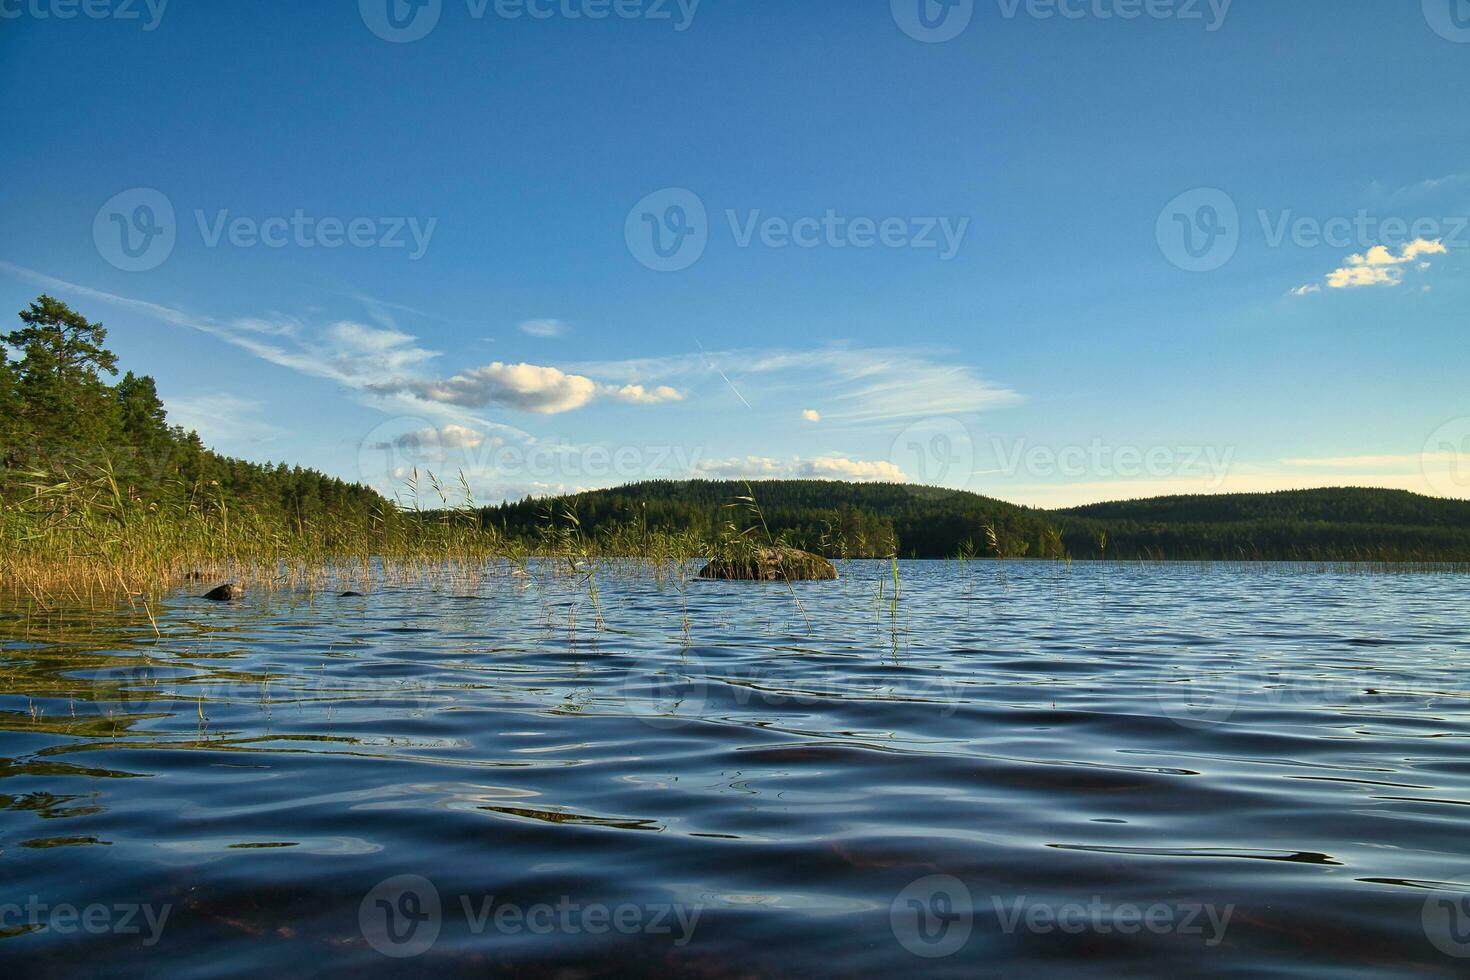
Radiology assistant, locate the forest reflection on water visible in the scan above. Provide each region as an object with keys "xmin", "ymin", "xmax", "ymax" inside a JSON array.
[{"xmin": 2, "ymin": 560, "xmax": 1470, "ymax": 977}]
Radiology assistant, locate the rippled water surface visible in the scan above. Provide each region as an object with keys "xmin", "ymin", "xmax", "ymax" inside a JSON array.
[{"xmin": 4, "ymin": 561, "xmax": 1470, "ymax": 977}]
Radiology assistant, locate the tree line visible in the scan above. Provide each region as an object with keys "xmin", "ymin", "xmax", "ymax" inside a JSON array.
[{"xmin": 0, "ymin": 295, "xmax": 383, "ymax": 526}]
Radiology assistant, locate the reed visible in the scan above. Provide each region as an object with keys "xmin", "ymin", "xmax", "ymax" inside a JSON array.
[{"xmin": 0, "ymin": 464, "xmax": 803, "ymax": 602}]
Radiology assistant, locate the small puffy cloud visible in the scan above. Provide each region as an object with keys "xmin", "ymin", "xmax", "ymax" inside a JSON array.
[
  {"xmin": 1401, "ymin": 239, "xmax": 1448, "ymax": 262},
  {"xmin": 1327, "ymin": 264, "xmax": 1400, "ymax": 288},
  {"xmin": 698, "ymin": 455, "xmax": 906, "ymax": 482},
  {"xmin": 370, "ymin": 363, "xmax": 686, "ymax": 414},
  {"xmin": 606, "ymin": 384, "xmax": 685, "ymax": 404},
  {"xmin": 374, "ymin": 424, "xmax": 492, "ymax": 452},
  {"xmin": 802, "ymin": 409, "xmax": 822, "ymax": 422},
  {"xmin": 1324, "ymin": 239, "xmax": 1448, "ymax": 289},
  {"xmin": 1290, "ymin": 284, "xmax": 1321, "ymax": 296},
  {"xmin": 374, "ymin": 362, "xmax": 600, "ymax": 414},
  {"xmin": 518, "ymin": 319, "xmax": 568, "ymax": 338}
]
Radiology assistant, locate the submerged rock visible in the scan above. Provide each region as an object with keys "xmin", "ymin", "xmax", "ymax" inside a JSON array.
[
  {"xmin": 202, "ymin": 583, "xmax": 243, "ymax": 602},
  {"xmin": 698, "ymin": 547, "xmax": 838, "ymax": 582},
  {"xmin": 339, "ymin": 591, "xmax": 365, "ymax": 598}
]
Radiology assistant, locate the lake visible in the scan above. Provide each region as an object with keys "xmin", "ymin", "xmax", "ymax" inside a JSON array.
[{"xmin": 3, "ymin": 561, "xmax": 1469, "ymax": 977}]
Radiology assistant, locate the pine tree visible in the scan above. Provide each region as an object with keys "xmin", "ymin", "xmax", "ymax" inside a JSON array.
[{"xmin": 5, "ymin": 295, "xmax": 120, "ymax": 460}]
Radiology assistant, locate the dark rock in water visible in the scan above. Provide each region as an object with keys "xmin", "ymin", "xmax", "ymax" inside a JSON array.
[
  {"xmin": 202, "ymin": 584, "xmax": 243, "ymax": 602},
  {"xmin": 698, "ymin": 547, "xmax": 838, "ymax": 582},
  {"xmin": 339, "ymin": 591, "xmax": 365, "ymax": 598}
]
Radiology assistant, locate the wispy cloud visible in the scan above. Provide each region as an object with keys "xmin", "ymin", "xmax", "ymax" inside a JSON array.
[
  {"xmin": 1279, "ymin": 452, "xmax": 1449, "ymax": 470},
  {"xmin": 0, "ymin": 264, "xmax": 678, "ymax": 423},
  {"xmin": 571, "ymin": 345, "xmax": 1020, "ymax": 425},
  {"xmin": 518, "ymin": 318, "xmax": 568, "ymax": 338},
  {"xmin": 162, "ymin": 393, "xmax": 281, "ymax": 446},
  {"xmin": 697, "ymin": 455, "xmax": 906, "ymax": 482}
]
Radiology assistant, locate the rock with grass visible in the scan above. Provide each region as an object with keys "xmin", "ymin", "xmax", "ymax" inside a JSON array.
[
  {"xmin": 202, "ymin": 583, "xmax": 243, "ymax": 601},
  {"xmin": 698, "ymin": 547, "xmax": 838, "ymax": 582}
]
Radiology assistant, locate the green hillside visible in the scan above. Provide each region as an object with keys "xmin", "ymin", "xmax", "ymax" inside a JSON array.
[
  {"xmin": 482, "ymin": 482, "xmax": 1470, "ymax": 562},
  {"xmin": 1054, "ymin": 488, "xmax": 1470, "ymax": 561}
]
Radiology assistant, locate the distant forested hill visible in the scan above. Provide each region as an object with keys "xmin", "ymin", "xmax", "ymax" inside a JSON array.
[
  {"xmin": 1054, "ymin": 488, "xmax": 1470, "ymax": 561},
  {"xmin": 482, "ymin": 482, "xmax": 1470, "ymax": 561},
  {"xmin": 481, "ymin": 479, "xmax": 1064, "ymax": 558}
]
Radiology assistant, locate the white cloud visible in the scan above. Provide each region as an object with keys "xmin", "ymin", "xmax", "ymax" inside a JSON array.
[
  {"xmin": 606, "ymin": 384, "xmax": 685, "ymax": 405},
  {"xmin": 1290, "ymin": 284, "xmax": 1321, "ymax": 296},
  {"xmin": 373, "ymin": 362, "xmax": 601, "ymax": 413},
  {"xmin": 1323, "ymin": 239, "xmax": 1448, "ymax": 289},
  {"xmin": 697, "ymin": 455, "xmax": 906, "ymax": 482},
  {"xmin": 518, "ymin": 319, "xmax": 568, "ymax": 338},
  {"xmin": 802, "ymin": 409, "xmax": 822, "ymax": 422},
  {"xmin": 371, "ymin": 366, "xmax": 686, "ymax": 413},
  {"xmin": 373, "ymin": 424, "xmax": 491, "ymax": 452}
]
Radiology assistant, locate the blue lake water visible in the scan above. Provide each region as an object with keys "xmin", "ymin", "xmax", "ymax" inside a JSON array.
[{"xmin": 3, "ymin": 561, "xmax": 1470, "ymax": 977}]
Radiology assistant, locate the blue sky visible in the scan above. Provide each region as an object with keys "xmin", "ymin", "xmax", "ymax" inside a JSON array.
[{"xmin": 2, "ymin": 0, "xmax": 1468, "ymax": 506}]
